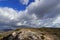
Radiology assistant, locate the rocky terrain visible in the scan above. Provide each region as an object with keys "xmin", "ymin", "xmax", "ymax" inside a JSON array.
[{"xmin": 0, "ymin": 28, "xmax": 60, "ymax": 40}]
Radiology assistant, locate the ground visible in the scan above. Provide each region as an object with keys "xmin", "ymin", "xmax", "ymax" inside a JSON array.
[{"xmin": 0, "ymin": 28, "xmax": 60, "ymax": 40}]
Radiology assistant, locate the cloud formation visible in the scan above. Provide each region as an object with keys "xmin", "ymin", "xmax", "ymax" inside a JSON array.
[
  {"xmin": 20, "ymin": 0, "xmax": 29, "ymax": 5},
  {"xmin": 27, "ymin": 0, "xmax": 60, "ymax": 18},
  {"xmin": 0, "ymin": 0, "xmax": 60, "ymax": 29}
]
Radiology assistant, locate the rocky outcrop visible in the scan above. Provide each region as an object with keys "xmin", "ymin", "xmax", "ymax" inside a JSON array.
[{"xmin": 1, "ymin": 29, "xmax": 60, "ymax": 40}]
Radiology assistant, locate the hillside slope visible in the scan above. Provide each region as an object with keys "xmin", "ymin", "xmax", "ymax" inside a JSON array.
[{"xmin": 0, "ymin": 28, "xmax": 60, "ymax": 40}]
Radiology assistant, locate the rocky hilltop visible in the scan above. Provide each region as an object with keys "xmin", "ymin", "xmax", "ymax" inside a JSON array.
[{"xmin": 0, "ymin": 28, "xmax": 60, "ymax": 40}]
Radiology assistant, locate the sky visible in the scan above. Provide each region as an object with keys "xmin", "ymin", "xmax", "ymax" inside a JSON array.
[
  {"xmin": 0, "ymin": 0, "xmax": 60, "ymax": 29},
  {"xmin": 0, "ymin": 0, "xmax": 34, "ymax": 10}
]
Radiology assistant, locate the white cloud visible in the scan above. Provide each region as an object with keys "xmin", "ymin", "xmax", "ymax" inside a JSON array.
[
  {"xmin": 52, "ymin": 15, "xmax": 60, "ymax": 27},
  {"xmin": 20, "ymin": 0, "xmax": 29, "ymax": 5},
  {"xmin": 0, "ymin": 7, "xmax": 19, "ymax": 29},
  {"xmin": 0, "ymin": 7, "xmax": 60, "ymax": 28},
  {"xmin": 53, "ymin": 16, "xmax": 60, "ymax": 24},
  {"xmin": 0, "ymin": 7, "xmax": 39, "ymax": 28},
  {"xmin": 0, "ymin": 0, "xmax": 60, "ymax": 29}
]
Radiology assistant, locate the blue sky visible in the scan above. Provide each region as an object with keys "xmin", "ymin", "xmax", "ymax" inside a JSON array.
[
  {"xmin": 0, "ymin": 0, "xmax": 60, "ymax": 29},
  {"xmin": 0, "ymin": 0, "xmax": 34, "ymax": 10}
]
